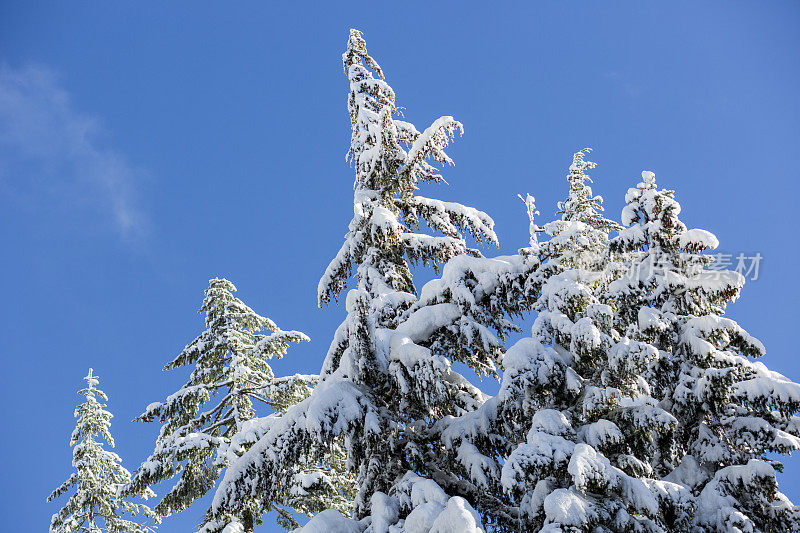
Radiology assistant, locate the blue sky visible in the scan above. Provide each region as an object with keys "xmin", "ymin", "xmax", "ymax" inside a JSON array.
[{"xmin": 2, "ymin": 2, "xmax": 799, "ymax": 531}]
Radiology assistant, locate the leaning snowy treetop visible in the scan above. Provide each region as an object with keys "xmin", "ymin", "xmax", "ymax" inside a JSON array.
[{"xmin": 210, "ymin": 29, "xmax": 539, "ymax": 533}]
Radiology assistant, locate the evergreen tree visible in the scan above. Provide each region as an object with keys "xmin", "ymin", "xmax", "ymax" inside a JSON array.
[
  {"xmin": 210, "ymin": 29, "xmax": 531, "ymax": 532},
  {"xmin": 48, "ymin": 369, "xmax": 158, "ymax": 533},
  {"xmin": 607, "ymin": 170, "xmax": 800, "ymax": 531},
  {"xmin": 127, "ymin": 278, "xmax": 329, "ymax": 532},
  {"xmin": 501, "ymin": 151, "xmax": 683, "ymax": 531},
  {"xmin": 442, "ymin": 150, "xmax": 680, "ymax": 531}
]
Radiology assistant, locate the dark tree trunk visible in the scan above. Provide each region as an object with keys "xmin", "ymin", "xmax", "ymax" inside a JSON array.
[{"xmin": 243, "ymin": 513, "xmax": 254, "ymax": 533}]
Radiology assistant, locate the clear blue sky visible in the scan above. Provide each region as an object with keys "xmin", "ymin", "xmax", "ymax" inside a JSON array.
[{"xmin": 2, "ymin": 2, "xmax": 798, "ymax": 531}]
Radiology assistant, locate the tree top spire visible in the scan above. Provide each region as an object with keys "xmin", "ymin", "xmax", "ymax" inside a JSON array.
[
  {"xmin": 640, "ymin": 170, "xmax": 657, "ymax": 189},
  {"xmin": 83, "ymin": 368, "xmax": 98, "ymax": 391},
  {"xmin": 343, "ymin": 28, "xmax": 383, "ymax": 80}
]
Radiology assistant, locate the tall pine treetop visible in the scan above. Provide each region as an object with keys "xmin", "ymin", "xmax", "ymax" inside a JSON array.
[
  {"xmin": 540, "ymin": 148, "xmax": 621, "ymax": 272},
  {"xmin": 212, "ymin": 30, "xmax": 527, "ymax": 531},
  {"xmin": 318, "ymin": 29, "xmax": 496, "ymax": 306},
  {"xmin": 557, "ymin": 148, "xmax": 620, "ymax": 233}
]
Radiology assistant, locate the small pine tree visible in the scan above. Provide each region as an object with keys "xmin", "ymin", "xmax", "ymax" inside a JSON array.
[
  {"xmin": 127, "ymin": 278, "xmax": 325, "ymax": 532},
  {"xmin": 48, "ymin": 369, "xmax": 158, "ymax": 533}
]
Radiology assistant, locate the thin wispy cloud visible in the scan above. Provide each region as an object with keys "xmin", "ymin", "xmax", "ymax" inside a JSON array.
[
  {"xmin": 603, "ymin": 71, "xmax": 642, "ymax": 98},
  {"xmin": 0, "ymin": 65, "xmax": 147, "ymax": 242}
]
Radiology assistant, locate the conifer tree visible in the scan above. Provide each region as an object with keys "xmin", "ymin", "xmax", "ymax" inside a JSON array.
[
  {"xmin": 442, "ymin": 150, "xmax": 678, "ymax": 531},
  {"xmin": 607, "ymin": 170, "xmax": 800, "ymax": 531},
  {"xmin": 48, "ymin": 369, "xmax": 158, "ymax": 533},
  {"xmin": 504, "ymin": 151, "xmax": 684, "ymax": 530},
  {"xmin": 127, "ymin": 278, "xmax": 326, "ymax": 532},
  {"xmin": 210, "ymin": 29, "xmax": 532, "ymax": 532}
]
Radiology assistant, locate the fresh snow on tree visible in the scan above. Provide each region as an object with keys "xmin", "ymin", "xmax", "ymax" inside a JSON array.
[
  {"xmin": 48, "ymin": 29, "xmax": 800, "ymax": 533},
  {"xmin": 48, "ymin": 369, "xmax": 158, "ymax": 533},
  {"xmin": 209, "ymin": 29, "xmax": 535, "ymax": 533},
  {"xmin": 126, "ymin": 279, "xmax": 345, "ymax": 532},
  {"xmin": 204, "ymin": 31, "xmax": 800, "ymax": 533},
  {"xmin": 606, "ymin": 170, "xmax": 800, "ymax": 531},
  {"xmin": 441, "ymin": 149, "xmax": 665, "ymax": 531}
]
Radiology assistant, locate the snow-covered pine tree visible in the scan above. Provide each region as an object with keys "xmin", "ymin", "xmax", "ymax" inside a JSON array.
[
  {"xmin": 210, "ymin": 29, "xmax": 534, "ymax": 532},
  {"xmin": 127, "ymin": 278, "xmax": 334, "ymax": 532},
  {"xmin": 441, "ymin": 149, "xmax": 680, "ymax": 531},
  {"xmin": 48, "ymin": 369, "xmax": 158, "ymax": 533},
  {"xmin": 607, "ymin": 170, "xmax": 800, "ymax": 531}
]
